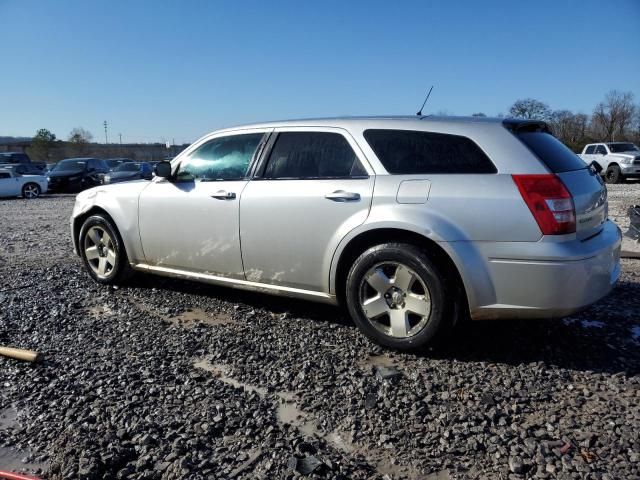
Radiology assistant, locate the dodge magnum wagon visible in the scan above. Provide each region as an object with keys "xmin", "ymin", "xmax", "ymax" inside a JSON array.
[{"xmin": 71, "ymin": 117, "xmax": 621, "ymax": 349}]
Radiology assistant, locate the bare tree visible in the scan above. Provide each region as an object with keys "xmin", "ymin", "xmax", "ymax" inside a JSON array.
[
  {"xmin": 591, "ymin": 90, "xmax": 636, "ymax": 141},
  {"xmin": 509, "ymin": 98, "xmax": 551, "ymax": 121},
  {"xmin": 549, "ymin": 110, "xmax": 590, "ymax": 151},
  {"xmin": 68, "ymin": 127, "xmax": 93, "ymax": 144}
]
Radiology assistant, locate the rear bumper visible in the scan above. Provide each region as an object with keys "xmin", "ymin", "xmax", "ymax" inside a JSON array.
[{"xmin": 463, "ymin": 220, "xmax": 622, "ymax": 320}]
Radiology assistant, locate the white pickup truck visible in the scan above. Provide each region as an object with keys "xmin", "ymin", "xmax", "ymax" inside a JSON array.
[
  {"xmin": 579, "ymin": 142, "xmax": 640, "ymax": 183},
  {"xmin": 0, "ymin": 168, "xmax": 48, "ymax": 198}
]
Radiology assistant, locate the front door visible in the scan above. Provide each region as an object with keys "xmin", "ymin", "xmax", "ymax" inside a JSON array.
[
  {"xmin": 240, "ymin": 128, "xmax": 375, "ymax": 292},
  {"xmin": 138, "ymin": 130, "xmax": 268, "ymax": 278}
]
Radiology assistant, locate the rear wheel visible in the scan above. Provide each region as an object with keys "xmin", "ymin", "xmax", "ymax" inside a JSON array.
[
  {"xmin": 79, "ymin": 214, "xmax": 132, "ymax": 284},
  {"xmin": 345, "ymin": 243, "xmax": 449, "ymax": 350},
  {"xmin": 605, "ymin": 165, "xmax": 624, "ymax": 184},
  {"xmin": 22, "ymin": 183, "xmax": 41, "ymax": 199}
]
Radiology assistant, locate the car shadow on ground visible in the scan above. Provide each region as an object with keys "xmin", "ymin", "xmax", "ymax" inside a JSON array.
[{"xmin": 128, "ymin": 271, "xmax": 640, "ymax": 376}]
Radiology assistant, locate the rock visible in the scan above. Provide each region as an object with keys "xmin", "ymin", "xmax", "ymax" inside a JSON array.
[
  {"xmin": 508, "ymin": 456, "xmax": 525, "ymax": 474},
  {"xmin": 375, "ymin": 366, "xmax": 402, "ymax": 381}
]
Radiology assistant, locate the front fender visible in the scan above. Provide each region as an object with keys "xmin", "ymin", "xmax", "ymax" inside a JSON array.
[{"xmin": 71, "ymin": 183, "xmax": 148, "ymax": 263}]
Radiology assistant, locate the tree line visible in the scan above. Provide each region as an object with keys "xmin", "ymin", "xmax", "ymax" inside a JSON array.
[{"xmin": 499, "ymin": 90, "xmax": 638, "ymax": 152}]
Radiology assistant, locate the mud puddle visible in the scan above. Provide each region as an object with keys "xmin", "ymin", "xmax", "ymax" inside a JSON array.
[
  {"xmin": 0, "ymin": 405, "xmax": 19, "ymax": 430},
  {"xmin": 194, "ymin": 358, "xmax": 434, "ymax": 479},
  {"xmin": 0, "ymin": 446, "xmax": 47, "ymax": 476},
  {"xmin": 134, "ymin": 301, "xmax": 233, "ymax": 328}
]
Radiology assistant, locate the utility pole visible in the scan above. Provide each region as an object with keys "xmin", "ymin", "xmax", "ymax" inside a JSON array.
[
  {"xmin": 119, "ymin": 133, "xmax": 122, "ymax": 145},
  {"xmin": 103, "ymin": 121, "xmax": 108, "ymax": 144}
]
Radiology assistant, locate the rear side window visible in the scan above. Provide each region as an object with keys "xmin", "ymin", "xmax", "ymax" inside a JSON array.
[
  {"xmin": 363, "ymin": 129, "xmax": 496, "ymax": 174},
  {"xmin": 585, "ymin": 145, "xmax": 595, "ymax": 154},
  {"xmin": 518, "ymin": 132, "xmax": 587, "ymax": 172},
  {"xmin": 263, "ymin": 132, "xmax": 367, "ymax": 179}
]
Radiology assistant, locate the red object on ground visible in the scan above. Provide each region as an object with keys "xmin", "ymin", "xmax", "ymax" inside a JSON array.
[{"xmin": 0, "ymin": 471, "xmax": 42, "ymax": 480}]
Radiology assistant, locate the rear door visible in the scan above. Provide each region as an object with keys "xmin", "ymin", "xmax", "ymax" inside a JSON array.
[
  {"xmin": 517, "ymin": 132, "xmax": 607, "ymax": 240},
  {"xmin": 240, "ymin": 128, "xmax": 374, "ymax": 292}
]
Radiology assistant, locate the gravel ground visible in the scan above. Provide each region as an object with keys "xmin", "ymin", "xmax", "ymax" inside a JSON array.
[{"xmin": 0, "ymin": 189, "xmax": 639, "ymax": 480}]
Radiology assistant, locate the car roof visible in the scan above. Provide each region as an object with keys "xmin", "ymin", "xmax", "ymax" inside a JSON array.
[{"xmin": 212, "ymin": 115, "xmax": 515, "ymax": 133}]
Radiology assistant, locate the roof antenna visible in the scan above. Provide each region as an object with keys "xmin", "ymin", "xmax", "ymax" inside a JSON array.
[{"xmin": 416, "ymin": 85, "xmax": 434, "ymax": 116}]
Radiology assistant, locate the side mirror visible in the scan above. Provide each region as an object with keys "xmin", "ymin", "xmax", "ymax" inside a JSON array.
[{"xmin": 154, "ymin": 161, "xmax": 172, "ymax": 179}]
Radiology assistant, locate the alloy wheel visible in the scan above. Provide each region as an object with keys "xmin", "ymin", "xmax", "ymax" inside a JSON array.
[
  {"xmin": 23, "ymin": 184, "xmax": 40, "ymax": 199},
  {"xmin": 358, "ymin": 262, "xmax": 432, "ymax": 338},
  {"xmin": 83, "ymin": 226, "xmax": 117, "ymax": 279}
]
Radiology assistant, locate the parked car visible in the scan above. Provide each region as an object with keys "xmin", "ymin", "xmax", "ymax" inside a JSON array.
[
  {"xmin": 47, "ymin": 158, "xmax": 110, "ymax": 193},
  {"xmin": 2, "ymin": 163, "xmax": 48, "ymax": 176},
  {"xmin": 0, "ymin": 152, "xmax": 32, "ymax": 165},
  {"xmin": 104, "ymin": 158, "xmax": 134, "ymax": 171},
  {"xmin": 579, "ymin": 142, "xmax": 640, "ymax": 183},
  {"xmin": 0, "ymin": 152, "xmax": 46, "ymax": 171},
  {"xmin": 70, "ymin": 117, "xmax": 621, "ymax": 350},
  {"xmin": 0, "ymin": 168, "xmax": 48, "ymax": 198},
  {"xmin": 103, "ymin": 162, "xmax": 153, "ymax": 184}
]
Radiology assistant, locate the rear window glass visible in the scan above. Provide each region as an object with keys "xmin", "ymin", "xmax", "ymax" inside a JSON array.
[
  {"xmin": 363, "ymin": 129, "xmax": 496, "ymax": 174},
  {"xmin": 517, "ymin": 132, "xmax": 586, "ymax": 173}
]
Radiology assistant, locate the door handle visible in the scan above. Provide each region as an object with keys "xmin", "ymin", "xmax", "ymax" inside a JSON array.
[
  {"xmin": 325, "ymin": 190, "xmax": 360, "ymax": 202},
  {"xmin": 211, "ymin": 190, "xmax": 236, "ymax": 200}
]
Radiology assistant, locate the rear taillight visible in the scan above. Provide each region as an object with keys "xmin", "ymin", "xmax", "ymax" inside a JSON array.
[{"xmin": 512, "ymin": 174, "xmax": 576, "ymax": 235}]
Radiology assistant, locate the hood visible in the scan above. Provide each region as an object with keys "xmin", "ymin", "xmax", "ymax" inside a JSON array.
[
  {"xmin": 611, "ymin": 151, "xmax": 640, "ymax": 159},
  {"xmin": 108, "ymin": 171, "xmax": 140, "ymax": 180},
  {"xmin": 83, "ymin": 179, "xmax": 150, "ymax": 196}
]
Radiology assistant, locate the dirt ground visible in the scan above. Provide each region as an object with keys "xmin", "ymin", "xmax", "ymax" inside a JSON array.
[{"xmin": 0, "ymin": 185, "xmax": 639, "ymax": 480}]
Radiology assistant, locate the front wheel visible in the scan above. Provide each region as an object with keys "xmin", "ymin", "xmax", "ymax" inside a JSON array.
[
  {"xmin": 605, "ymin": 165, "xmax": 624, "ymax": 184},
  {"xmin": 22, "ymin": 183, "xmax": 41, "ymax": 199},
  {"xmin": 79, "ymin": 214, "xmax": 132, "ymax": 284},
  {"xmin": 345, "ymin": 243, "xmax": 450, "ymax": 350}
]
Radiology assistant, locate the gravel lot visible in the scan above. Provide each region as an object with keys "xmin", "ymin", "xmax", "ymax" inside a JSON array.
[{"xmin": 1, "ymin": 187, "xmax": 639, "ymax": 480}]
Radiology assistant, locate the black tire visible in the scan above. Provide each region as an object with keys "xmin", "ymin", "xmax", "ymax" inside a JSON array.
[
  {"xmin": 21, "ymin": 183, "xmax": 41, "ymax": 199},
  {"xmin": 605, "ymin": 165, "xmax": 624, "ymax": 184},
  {"xmin": 79, "ymin": 214, "xmax": 133, "ymax": 284},
  {"xmin": 345, "ymin": 243, "xmax": 451, "ymax": 350}
]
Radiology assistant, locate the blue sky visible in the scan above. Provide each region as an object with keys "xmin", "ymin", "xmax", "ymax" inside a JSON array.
[{"xmin": 1, "ymin": 0, "xmax": 638, "ymax": 144}]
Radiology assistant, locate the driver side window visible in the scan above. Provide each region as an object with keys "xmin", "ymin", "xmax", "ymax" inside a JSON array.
[{"xmin": 177, "ymin": 133, "xmax": 264, "ymax": 181}]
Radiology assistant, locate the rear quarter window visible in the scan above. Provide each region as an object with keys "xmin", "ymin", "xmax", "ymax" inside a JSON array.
[
  {"xmin": 517, "ymin": 132, "xmax": 587, "ymax": 173},
  {"xmin": 363, "ymin": 129, "xmax": 496, "ymax": 174}
]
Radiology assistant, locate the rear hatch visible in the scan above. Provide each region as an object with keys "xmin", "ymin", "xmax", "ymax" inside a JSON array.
[{"xmin": 510, "ymin": 123, "xmax": 608, "ymax": 240}]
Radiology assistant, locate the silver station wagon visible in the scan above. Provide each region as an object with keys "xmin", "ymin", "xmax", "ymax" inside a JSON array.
[{"xmin": 71, "ymin": 117, "xmax": 621, "ymax": 349}]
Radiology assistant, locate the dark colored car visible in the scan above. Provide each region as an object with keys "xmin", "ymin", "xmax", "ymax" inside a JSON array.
[
  {"xmin": 47, "ymin": 158, "xmax": 110, "ymax": 193},
  {"xmin": 103, "ymin": 162, "xmax": 153, "ymax": 184},
  {"xmin": 0, "ymin": 152, "xmax": 46, "ymax": 171},
  {"xmin": 0, "ymin": 152, "xmax": 32, "ymax": 165},
  {"xmin": 104, "ymin": 158, "xmax": 134, "ymax": 171}
]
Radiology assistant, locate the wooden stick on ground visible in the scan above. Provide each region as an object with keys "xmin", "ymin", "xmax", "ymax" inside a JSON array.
[{"xmin": 0, "ymin": 346, "xmax": 41, "ymax": 363}]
